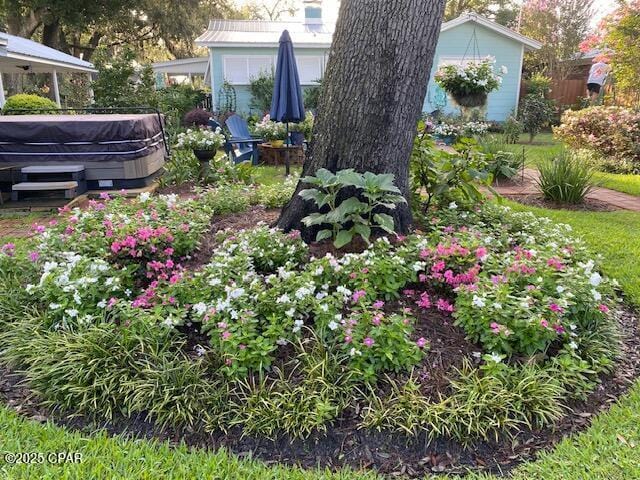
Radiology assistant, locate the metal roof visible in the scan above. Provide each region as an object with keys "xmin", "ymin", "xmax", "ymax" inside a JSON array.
[
  {"xmin": 0, "ymin": 31, "xmax": 95, "ymax": 73},
  {"xmin": 195, "ymin": 13, "xmax": 541, "ymax": 51},
  {"xmin": 196, "ymin": 19, "xmax": 334, "ymax": 48}
]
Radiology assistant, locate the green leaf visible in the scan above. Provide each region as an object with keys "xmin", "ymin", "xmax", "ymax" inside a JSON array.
[
  {"xmin": 298, "ymin": 188, "xmax": 330, "ymax": 207},
  {"xmin": 374, "ymin": 213, "xmax": 395, "ymax": 233},
  {"xmin": 301, "ymin": 212, "xmax": 327, "ymax": 227},
  {"xmin": 315, "ymin": 229, "xmax": 333, "ymax": 242},
  {"xmin": 352, "ymin": 223, "xmax": 371, "ymax": 243},
  {"xmin": 334, "ymin": 230, "xmax": 353, "ymax": 249},
  {"xmin": 337, "ymin": 169, "xmax": 365, "ymax": 188}
]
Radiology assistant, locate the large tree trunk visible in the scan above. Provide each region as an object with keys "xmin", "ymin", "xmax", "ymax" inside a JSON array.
[{"xmin": 277, "ymin": 0, "xmax": 446, "ymax": 238}]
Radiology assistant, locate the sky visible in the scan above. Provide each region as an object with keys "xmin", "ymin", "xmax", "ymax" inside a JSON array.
[{"xmin": 235, "ymin": 0, "xmax": 619, "ymax": 28}]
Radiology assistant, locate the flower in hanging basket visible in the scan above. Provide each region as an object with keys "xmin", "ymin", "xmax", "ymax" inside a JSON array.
[{"xmin": 435, "ymin": 57, "xmax": 506, "ymax": 108}]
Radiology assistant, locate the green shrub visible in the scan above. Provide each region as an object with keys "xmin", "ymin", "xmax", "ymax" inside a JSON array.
[
  {"xmin": 537, "ymin": 151, "xmax": 595, "ymax": 203},
  {"xmin": 518, "ymin": 93, "xmax": 555, "ymax": 143},
  {"xmin": 503, "ymin": 114, "xmax": 524, "ymax": 144},
  {"xmin": 554, "ymin": 106, "xmax": 640, "ymax": 174},
  {"xmin": 481, "ymin": 136, "xmax": 522, "ymax": 179},
  {"xmin": 248, "ymin": 71, "xmax": 274, "ymax": 114},
  {"xmin": 1, "ymin": 94, "xmax": 59, "ymax": 114}
]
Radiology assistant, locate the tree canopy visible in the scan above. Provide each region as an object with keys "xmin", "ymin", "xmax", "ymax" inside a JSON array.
[
  {"xmin": 444, "ymin": 0, "xmax": 518, "ymax": 25},
  {"xmin": 0, "ymin": 0, "xmax": 243, "ymax": 61}
]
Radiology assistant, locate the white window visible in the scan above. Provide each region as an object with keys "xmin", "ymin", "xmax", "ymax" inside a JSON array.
[
  {"xmin": 296, "ymin": 56, "xmax": 324, "ymax": 84},
  {"xmin": 223, "ymin": 56, "xmax": 275, "ymax": 85}
]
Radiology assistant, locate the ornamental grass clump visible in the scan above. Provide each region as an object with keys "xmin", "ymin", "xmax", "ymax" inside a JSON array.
[{"xmin": 537, "ymin": 151, "xmax": 595, "ymax": 204}]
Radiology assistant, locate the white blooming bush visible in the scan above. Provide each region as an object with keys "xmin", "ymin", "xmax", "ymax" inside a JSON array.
[
  {"xmin": 435, "ymin": 57, "xmax": 507, "ymax": 107},
  {"xmin": 175, "ymin": 127, "xmax": 226, "ymax": 151}
]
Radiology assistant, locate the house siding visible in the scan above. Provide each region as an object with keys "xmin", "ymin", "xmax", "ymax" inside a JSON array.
[
  {"xmin": 207, "ymin": 22, "xmax": 525, "ymax": 121},
  {"xmin": 210, "ymin": 46, "xmax": 327, "ymax": 117},
  {"xmin": 424, "ymin": 22, "xmax": 524, "ymax": 121}
]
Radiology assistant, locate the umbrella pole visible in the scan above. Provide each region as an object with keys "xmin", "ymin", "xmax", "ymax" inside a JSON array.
[{"xmin": 285, "ymin": 122, "xmax": 290, "ymax": 177}]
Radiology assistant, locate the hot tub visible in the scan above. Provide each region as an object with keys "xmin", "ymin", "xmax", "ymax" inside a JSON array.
[{"xmin": 0, "ymin": 113, "xmax": 167, "ymax": 189}]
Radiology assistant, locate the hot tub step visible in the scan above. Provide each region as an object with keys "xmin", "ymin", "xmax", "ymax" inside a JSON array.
[
  {"xmin": 21, "ymin": 165, "xmax": 85, "ymax": 174},
  {"xmin": 12, "ymin": 181, "xmax": 79, "ymax": 201}
]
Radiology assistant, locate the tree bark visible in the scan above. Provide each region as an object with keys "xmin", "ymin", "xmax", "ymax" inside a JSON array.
[{"xmin": 276, "ymin": 0, "xmax": 446, "ymax": 238}]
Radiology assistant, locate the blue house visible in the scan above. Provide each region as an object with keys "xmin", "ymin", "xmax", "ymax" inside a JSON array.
[{"xmin": 195, "ymin": 4, "xmax": 541, "ymax": 121}]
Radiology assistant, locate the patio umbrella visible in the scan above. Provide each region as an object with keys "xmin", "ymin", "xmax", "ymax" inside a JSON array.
[{"xmin": 270, "ymin": 29, "xmax": 305, "ymax": 175}]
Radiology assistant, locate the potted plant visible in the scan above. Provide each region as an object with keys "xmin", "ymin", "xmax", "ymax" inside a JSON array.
[
  {"xmin": 253, "ymin": 114, "xmax": 288, "ymax": 147},
  {"xmin": 435, "ymin": 57, "xmax": 507, "ymax": 108},
  {"xmin": 433, "ymin": 122, "xmax": 462, "ymax": 145},
  {"xmin": 175, "ymin": 127, "xmax": 226, "ymax": 165}
]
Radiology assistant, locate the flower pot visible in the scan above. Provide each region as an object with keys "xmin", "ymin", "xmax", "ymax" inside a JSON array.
[
  {"xmin": 270, "ymin": 140, "xmax": 285, "ymax": 148},
  {"xmin": 193, "ymin": 149, "xmax": 216, "ymax": 162},
  {"xmin": 451, "ymin": 92, "xmax": 488, "ymax": 108}
]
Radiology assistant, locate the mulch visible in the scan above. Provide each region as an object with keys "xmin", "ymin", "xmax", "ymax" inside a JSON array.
[
  {"xmin": 503, "ymin": 194, "xmax": 618, "ymax": 212},
  {"xmin": 1, "ymin": 208, "xmax": 640, "ymax": 477}
]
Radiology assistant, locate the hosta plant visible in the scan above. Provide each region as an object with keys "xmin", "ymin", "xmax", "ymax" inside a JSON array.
[{"xmin": 299, "ymin": 168, "xmax": 406, "ymax": 248}]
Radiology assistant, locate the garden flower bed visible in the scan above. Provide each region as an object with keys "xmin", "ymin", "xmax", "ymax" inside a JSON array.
[{"xmin": 0, "ymin": 187, "xmax": 638, "ymax": 476}]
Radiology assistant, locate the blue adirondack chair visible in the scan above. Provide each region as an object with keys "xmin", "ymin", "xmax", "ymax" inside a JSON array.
[{"xmin": 208, "ymin": 115, "xmax": 262, "ymax": 165}]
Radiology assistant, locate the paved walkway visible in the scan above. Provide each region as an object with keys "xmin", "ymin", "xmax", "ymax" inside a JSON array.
[{"xmin": 493, "ymin": 168, "xmax": 640, "ymax": 212}]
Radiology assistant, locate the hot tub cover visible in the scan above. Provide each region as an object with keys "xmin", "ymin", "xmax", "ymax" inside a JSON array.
[{"xmin": 0, "ymin": 114, "xmax": 167, "ymax": 162}]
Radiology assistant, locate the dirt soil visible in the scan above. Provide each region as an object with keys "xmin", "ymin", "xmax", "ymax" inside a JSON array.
[
  {"xmin": 503, "ymin": 194, "xmax": 618, "ymax": 212},
  {"xmin": 2, "ymin": 208, "xmax": 640, "ymax": 477}
]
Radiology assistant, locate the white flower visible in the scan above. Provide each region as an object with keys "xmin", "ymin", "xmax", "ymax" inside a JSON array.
[
  {"xmin": 569, "ymin": 341, "xmax": 578, "ymax": 350},
  {"xmin": 65, "ymin": 308, "xmax": 79, "ymax": 318},
  {"xmin": 500, "ymin": 65, "xmax": 508, "ymax": 75},
  {"xmin": 26, "ymin": 284, "xmax": 36, "ymax": 293},
  {"xmin": 192, "ymin": 302, "xmax": 208, "ymax": 315},
  {"xmin": 276, "ymin": 338, "xmax": 288, "ymax": 346},
  {"xmin": 139, "ymin": 192, "xmax": 151, "ymax": 203},
  {"xmin": 228, "ymin": 287, "xmax": 245, "ymax": 299},
  {"xmin": 489, "ymin": 352, "xmax": 504, "ymax": 363},
  {"xmin": 592, "ymin": 289, "xmax": 602, "ymax": 301},
  {"xmin": 328, "ymin": 321, "xmax": 339, "ymax": 331},
  {"xmin": 449, "ymin": 202, "xmax": 458, "ymax": 210},
  {"xmin": 194, "ymin": 345, "xmax": 207, "ymax": 356},
  {"xmin": 556, "ymin": 286, "xmax": 565, "ymax": 294},
  {"xmin": 292, "ymin": 319, "xmax": 304, "ymax": 332},
  {"xmin": 97, "ymin": 299, "xmax": 107, "ymax": 309},
  {"xmin": 276, "ymin": 293, "xmax": 290, "ymax": 304},
  {"xmin": 472, "ymin": 295, "xmax": 486, "ymax": 308},
  {"xmin": 589, "ymin": 272, "xmax": 602, "ymax": 287}
]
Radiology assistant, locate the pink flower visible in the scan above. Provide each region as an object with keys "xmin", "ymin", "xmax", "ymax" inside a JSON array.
[
  {"xmin": 107, "ymin": 297, "xmax": 118, "ymax": 308},
  {"xmin": 221, "ymin": 331, "xmax": 232, "ymax": 340},
  {"xmin": 554, "ymin": 324, "xmax": 565, "ymax": 334},
  {"xmin": 403, "ymin": 289, "xmax": 415, "ymax": 296},
  {"xmin": 416, "ymin": 292, "xmax": 431, "ymax": 309},
  {"xmin": 549, "ymin": 303, "xmax": 563, "ymax": 313},
  {"xmin": 217, "ymin": 322, "xmax": 227, "ymax": 329},
  {"xmin": 436, "ymin": 298, "xmax": 455, "ymax": 313},
  {"xmin": 352, "ymin": 290, "xmax": 366, "ymax": 303},
  {"xmin": 540, "ymin": 319, "xmax": 549, "ymax": 328},
  {"xmin": 490, "ymin": 322, "xmax": 501, "ymax": 334},
  {"xmin": 373, "ymin": 300, "xmax": 385, "ymax": 309},
  {"xmin": 28, "ymin": 251, "xmax": 40, "ymax": 262},
  {"xmin": 99, "ymin": 192, "xmax": 111, "ymax": 200},
  {"xmin": 363, "ymin": 337, "xmax": 375, "ymax": 347},
  {"xmin": 238, "ymin": 344, "xmax": 246, "ymax": 350},
  {"xmin": 475, "ymin": 246, "xmax": 488, "ymax": 260},
  {"xmin": 344, "ymin": 335, "xmax": 352, "ymax": 344},
  {"xmin": 33, "ymin": 224, "xmax": 46, "ymax": 234},
  {"xmin": 547, "ymin": 257, "xmax": 564, "ymax": 271},
  {"xmin": 416, "ymin": 337, "xmax": 428, "ymax": 349},
  {"xmin": 1, "ymin": 243, "xmax": 15, "ymax": 257},
  {"xmin": 371, "ymin": 314, "xmax": 382, "ymax": 326},
  {"xmin": 598, "ymin": 304, "xmax": 610, "ymax": 313}
]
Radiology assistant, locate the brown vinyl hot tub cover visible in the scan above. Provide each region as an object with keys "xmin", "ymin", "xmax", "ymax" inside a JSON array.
[{"xmin": 0, "ymin": 114, "xmax": 166, "ymax": 163}]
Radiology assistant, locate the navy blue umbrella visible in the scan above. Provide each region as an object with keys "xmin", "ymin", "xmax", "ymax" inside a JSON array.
[{"xmin": 270, "ymin": 30, "xmax": 305, "ymax": 174}]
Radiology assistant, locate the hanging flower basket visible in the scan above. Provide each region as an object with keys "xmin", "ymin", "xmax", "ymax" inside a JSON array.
[
  {"xmin": 435, "ymin": 58, "xmax": 507, "ymax": 110},
  {"xmin": 451, "ymin": 91, "xmax": 488, "ymax": 108}
]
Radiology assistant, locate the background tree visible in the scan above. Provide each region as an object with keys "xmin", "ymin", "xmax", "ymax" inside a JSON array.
[
  {"xmin": 444, "ymin": 0, "xmax": 518, "ymax": 25},
  {"xmin": 277, "ymin": 0, "xmax": 447, "ymax": 237},
  {"xmin": 0, "ymin": 0, "xmax": 241, "ymax": 61},
  {"xmin": 581, "ymin": 1, "xmax": 640, "ymax": 99},
  {"xmin": 519, "ymin": 0, "xmax": 595, "ymax": 79},
  {"xmin": 238, "ymin": 0, "xmax": 298, "ymax": 21}
]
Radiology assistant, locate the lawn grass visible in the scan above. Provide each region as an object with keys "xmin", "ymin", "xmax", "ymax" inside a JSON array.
[
  {"xmin": 496, "ymin": 132, "xmax": 564, "ymax": 167},
  {"xmin": 593, "ymin": 172, "xmax": 640, "ymax": 197},
  {"xmin": 252, "ymin": 164, "xmax": 301, "ymax": 186}
]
